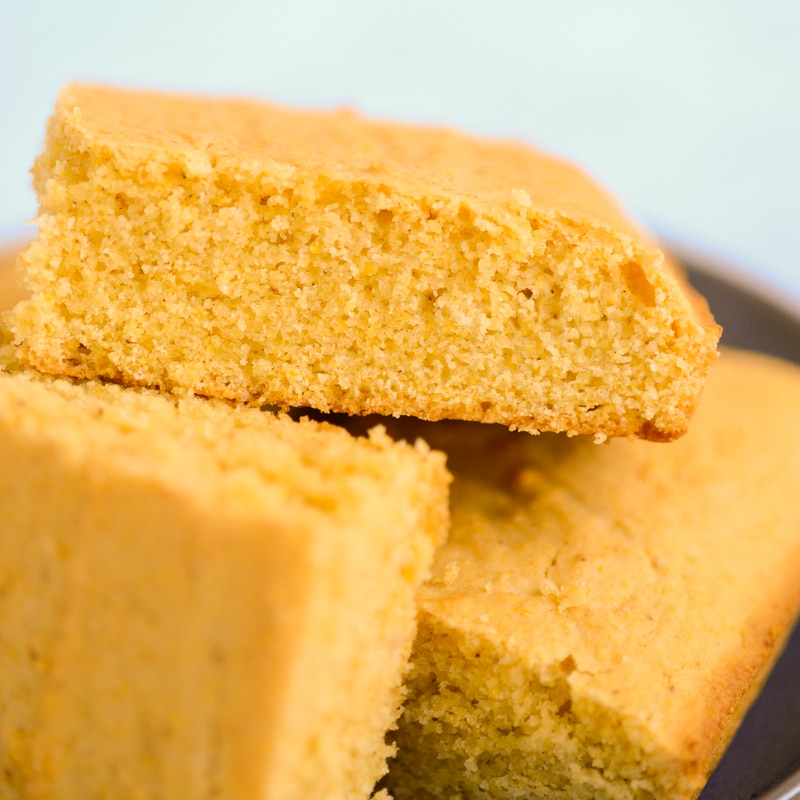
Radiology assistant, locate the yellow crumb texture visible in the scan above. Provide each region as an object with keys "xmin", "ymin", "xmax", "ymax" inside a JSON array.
[
  {"xmin": 376, "ymin": 349, "xmax": 800, "ymax": 800},
  {"xmin": 10, "ymin": 84, "xmax": 719, "ymax": 441},
  {"xmin": 0, "ymin": 361, "xmax": 449, "ymax": 800}
]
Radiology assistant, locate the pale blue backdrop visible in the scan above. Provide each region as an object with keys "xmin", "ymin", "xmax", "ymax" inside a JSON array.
[{"xmin": 3, "ymin": 0, "xmax": 799, "ymax": 298}]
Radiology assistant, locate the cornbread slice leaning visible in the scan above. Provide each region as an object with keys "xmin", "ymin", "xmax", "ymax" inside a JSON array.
[
  {"xmin": 9, "ymin": 83, "xmax": 719, "ymax": 441},
  {"xmin": 0, "ymin": 357, "xmax": 449, "ymax": 800},
  {"xmin": 362, "ymin": 349, "xmax": 800, "ymax": 800}
]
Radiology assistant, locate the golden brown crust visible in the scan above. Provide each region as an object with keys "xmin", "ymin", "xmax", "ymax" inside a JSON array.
[{"xmin": 38, "ymin": 84, "xmax": 670, "ymax": 237}]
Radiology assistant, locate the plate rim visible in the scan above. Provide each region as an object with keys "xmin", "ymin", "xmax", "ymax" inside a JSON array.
[{"xmin": 663, "ymin": 237, "xmax": 800, "ymax": 324}]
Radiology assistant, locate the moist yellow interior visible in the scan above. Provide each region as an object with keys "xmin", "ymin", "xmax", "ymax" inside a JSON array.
[
  {"xmin": 389, "ymin": 619, "xmax": 685, "ymax": 800},
  {"xmin": 10, "ymin": 98, "xmax": 717, "ymax": 440}
]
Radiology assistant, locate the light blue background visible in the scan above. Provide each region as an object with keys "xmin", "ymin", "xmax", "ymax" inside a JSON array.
[{"xmin": 3, "ymin": 0, "xmax": 799, "ymax": 298}]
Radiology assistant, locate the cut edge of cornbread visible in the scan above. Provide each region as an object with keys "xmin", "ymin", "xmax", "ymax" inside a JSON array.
[
  {"xmin": 389, "ymin": 600, "xmax": 797, "ymax": 800},
  {"xmin": 0, "ymin": 359, "xmax": 450, "ymax": 800},
  {"xmin": 10, "ymin": 83, "xmax": 720, "ymax": 442}
]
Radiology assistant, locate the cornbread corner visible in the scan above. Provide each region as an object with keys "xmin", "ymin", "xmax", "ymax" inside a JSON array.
[
  {"xmin": 0, "ymin": 361, "xmax": 450, "ymax": 800},
  {"xmin": 358, "ymin": 349, "xmax": 800, "ymax": 800},
  {"xmin": 10, "ymin": 83, "xmax": 719, "ymax": 442}
]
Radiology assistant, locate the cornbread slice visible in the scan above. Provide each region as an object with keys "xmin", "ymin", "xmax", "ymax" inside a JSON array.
[
  {"xmin": 0, "ymin": 361, "xmax": 449, "ymax": 800},
  {"xmin": 9, "ymin": 83, "xmax": 719, "ymax": 441},
  {"xmin": 363, "ymin": 349, "xmax": 800, "ymax": 800}
]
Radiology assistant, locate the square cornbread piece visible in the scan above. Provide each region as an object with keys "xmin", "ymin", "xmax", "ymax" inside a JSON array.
[
  {"xmin": 0, "ymin": 361, "xmax": 449, "ymax": 800},
  {"xmin": 9, "ymin": 83, "xmax": 719, "ymax": 441},
  {"xmin": 369, "ymin": 349, "xmax": 800, "ymax": 800}
]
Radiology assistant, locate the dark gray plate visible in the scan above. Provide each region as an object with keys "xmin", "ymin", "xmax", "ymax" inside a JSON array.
[{"xmin": 673, "ymin": 243, "xmax": 800, "ymax": 800}]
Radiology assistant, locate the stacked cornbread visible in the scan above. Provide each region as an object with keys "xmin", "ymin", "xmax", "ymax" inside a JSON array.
[
  {"xmin": 342, "ymin": 350, "xmax": 800, "ymax": 799},
  {"xmin": 1, "ymin": 85, "xmax": 799, "ymax": 800}
]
